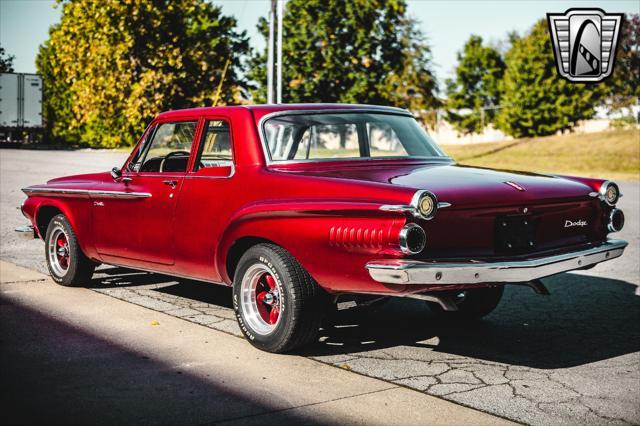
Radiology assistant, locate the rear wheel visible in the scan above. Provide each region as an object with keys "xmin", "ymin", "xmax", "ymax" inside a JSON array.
[
  {"xmin": 233, "ymin": 243, "xmax": 326, "ymax": 353},
  {"xmin": 45, "ymin": 214, "xmax": 95, "ymax": 286},
  {"xmin": 427, "ymin": 286, "xmax": 504, "ymax": 320}
]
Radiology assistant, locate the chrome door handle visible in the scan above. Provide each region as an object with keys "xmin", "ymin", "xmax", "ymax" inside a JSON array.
[
  {"xmin": 162, "ymin": 179, "xmax": 178, "ymax": 189},
  {"xmin": 121, "ymin": 177, "xmax": 133, "ymax": 184}
]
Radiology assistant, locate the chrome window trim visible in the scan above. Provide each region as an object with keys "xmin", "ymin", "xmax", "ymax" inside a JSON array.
[
  {"xmin": 22, "ymin": 187, "xmax": 152, "ymax": 199},
  {"xmin": 257, "ymin": 108, "xmax": 452, "ymax": 166},
  {"xmin": 366, "ymin": 239, "xmax": 627, "ymax": 285}
]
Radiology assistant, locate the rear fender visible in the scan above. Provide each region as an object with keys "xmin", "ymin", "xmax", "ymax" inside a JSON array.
[{"xmin": 216, "ymin": 199, "xmax": 407, "ymax": 290}]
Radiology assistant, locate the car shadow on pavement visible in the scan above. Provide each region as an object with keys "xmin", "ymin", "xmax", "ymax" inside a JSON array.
[
  {"xmin": 0, "ymin": 298, "xmax": 324, "ymax": 425},
  {"xmin": 305, "ymin": 274, "xmax": 640, "ymax": 369},
  {"xmin": 88, "ymin": 266, "xmax": 179, "ymax": 288},
  {"xmin": 89, "ymin": 265, "xmax": 234, "ymax": 308},
  {"xmin": 88, "ymin": 266, "xmax": 639, "ymax": 370}
]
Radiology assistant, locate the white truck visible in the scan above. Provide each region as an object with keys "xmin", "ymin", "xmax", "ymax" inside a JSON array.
[{"xmin": 0, "ymin": 73, "xmax": 43, "ymax": 142}]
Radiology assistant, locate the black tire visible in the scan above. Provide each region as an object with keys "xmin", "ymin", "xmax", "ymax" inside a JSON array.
[
  {"xmin": 232, "ymin": 243, "xmax": 326, "ymax": 353},
  {"xmin": 45, "ymin": 214, "xmax": 95, "ymax": 286},
  {"xmin": 427, "ymin": 286, "xmax": 504, "ymax": 320}
]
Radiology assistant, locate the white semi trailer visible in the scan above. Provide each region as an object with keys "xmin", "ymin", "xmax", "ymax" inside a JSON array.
[{"xmin": 0, "ymin": 73, "xmax": 43, "ymax": 142}]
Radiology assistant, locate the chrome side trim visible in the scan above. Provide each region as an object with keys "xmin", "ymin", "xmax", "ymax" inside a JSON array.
[
  {"xmin": 22, "ymin": 187, "xmax": 152, "ymax": 199},
  {"xmin": 380, "ymin": 201, "xmax": 452, "ymax": 213},
  {"xmin": 366, "ymin": 239, "xmax": 627, "ymax": 285},
  {"xmin": 379, "ymin": 190, "xmax": 452, "ymax": 218},
  {"xmin": 379, "ymin": 204, "xmax": 414, "ymax": 213}
]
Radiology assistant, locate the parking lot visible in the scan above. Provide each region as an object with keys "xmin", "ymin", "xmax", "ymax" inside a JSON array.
[{"xmin": 1, "ymin": 149, "xmax": 639, "ymax": 425}]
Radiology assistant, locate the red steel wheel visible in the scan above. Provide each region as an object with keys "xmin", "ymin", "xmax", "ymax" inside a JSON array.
[{"xmin": 239, "ymin": 264, "xmax": 283, "ymax": 335}]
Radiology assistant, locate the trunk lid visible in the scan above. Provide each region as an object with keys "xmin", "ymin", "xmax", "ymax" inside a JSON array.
[
  {"xmin": 288, "ymin": 162, "xmax": 594, "ymax": 208},
  {"xmin": 280, "ymin": 161, "xmax": 604, "ymax": 257}
]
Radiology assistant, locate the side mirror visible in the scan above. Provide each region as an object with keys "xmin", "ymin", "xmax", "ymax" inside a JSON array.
[{"xmin": 111, "ymin": 167, "xmax": 122, "ymax": 180}]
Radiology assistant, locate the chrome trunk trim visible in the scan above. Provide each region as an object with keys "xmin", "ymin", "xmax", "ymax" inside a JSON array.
[{"xmin": 366, "ymin": 239, "xmax": 627, "ymax": 285}]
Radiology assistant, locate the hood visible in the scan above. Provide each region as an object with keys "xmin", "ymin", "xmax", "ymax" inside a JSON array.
[
  {"xmin": 45, "ymin": 172, "xmax": 111, "ymax": 186},
  {"xmin": 287, "ymin": 162, "xmax": 594, "ymax": 208}
]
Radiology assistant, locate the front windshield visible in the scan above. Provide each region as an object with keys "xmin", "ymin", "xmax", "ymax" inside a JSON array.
[{"xmin": 263, "ymin": 112, "xmax": 446, "ymax": 162}]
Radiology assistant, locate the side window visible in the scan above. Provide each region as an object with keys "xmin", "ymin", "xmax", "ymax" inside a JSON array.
[
  {"xmin": 195, "ymin": 120, "xmax": 232, "ymax": 170},
  {"xmin": 367, "ymin": 122, "xmax": 408, "ymax": 157},
  {"xmin": 138, "ymin": 121, "xmax": 197, "ymax": 173},
  {"xmin": 127, "ymin": 125, "xmax": 155, "ymax": 172}
]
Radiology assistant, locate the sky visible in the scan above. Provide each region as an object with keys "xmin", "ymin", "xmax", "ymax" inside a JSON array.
[{"xmin": 1, "ymin": 0, "xmax": 638, "ymax": 87}]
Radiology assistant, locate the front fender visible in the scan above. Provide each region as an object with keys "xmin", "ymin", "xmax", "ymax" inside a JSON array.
[
  {"xmin": 23, "ymin": 195, "xmax": 98, "ymax": 261},
  {"xmin": 216, "ymin": 199, "xmax": 407, "ymax": 292}
]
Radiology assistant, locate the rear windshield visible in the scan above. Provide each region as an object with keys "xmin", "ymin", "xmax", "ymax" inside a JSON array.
[{"xmin": 262, "ymin": 112, "xmax": 446, "ymax": 162}]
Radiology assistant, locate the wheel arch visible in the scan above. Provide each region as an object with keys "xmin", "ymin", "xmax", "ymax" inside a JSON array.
[
  {"xmin": 32, "ymin": 198, "xmax": 97, "ymax": 261},
  {"xmin": 225, "ymin": 236, "xmax": 277, "ymax": 284},
  {"xmin": 35, "ymin": 204, "xmax": 64, "ymax": 238}
]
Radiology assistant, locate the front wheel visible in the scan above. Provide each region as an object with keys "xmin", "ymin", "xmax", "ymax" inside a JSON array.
[
  {"xmin": 45, "ymin": 214, "xmax": 95, "ymax": 286},
  {"xmin": 233, "ymin": 243, "xmax": 326, "ymax": 353},
  {"xmin": 427, "ymin": 286, "xmax": 504, "ymax": 320}
]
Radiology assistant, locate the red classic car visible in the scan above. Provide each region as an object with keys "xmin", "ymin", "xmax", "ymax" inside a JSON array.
[{"xmin": 17, "ymin": 104, "xmax": 627, "ymax": 352}]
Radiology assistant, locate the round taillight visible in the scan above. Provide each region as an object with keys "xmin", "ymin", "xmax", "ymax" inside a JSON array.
[
  {"xmin": 600, "ymin": 181, "xmax": 620, "ymax": 206},
  {"xmin": 608, "ymin": 208, "xmax": 625, "ymax": 233},
  {"xmin": 411, "ymin": 190, "xmax": 438, "ymax": 220},
  {"xmin": 399, "ymin": 223, "xmax": 427, "ymax": 255}
]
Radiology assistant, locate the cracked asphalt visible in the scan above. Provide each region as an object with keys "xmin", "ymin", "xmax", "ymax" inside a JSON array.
[{"xmin": 1, "ymin": 149, "xmax": 639, "ymax": 425}]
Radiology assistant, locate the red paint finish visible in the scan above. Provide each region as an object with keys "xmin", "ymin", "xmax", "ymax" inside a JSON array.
[{"xmin": 20, "ymin": 104, "xmax": 616, "ymax": 296}]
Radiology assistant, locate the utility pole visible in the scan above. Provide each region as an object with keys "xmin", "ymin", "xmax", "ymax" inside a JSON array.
[
  {"xmin": 276, "ymin": 0, "xmax": 284, "ymax": 104},
  {"xmin": 266, "ymin": 0, "xmax": 276, "ymax": 104},
  {"xmin": 267, "ymin": 0, "xmax": 284, "ymax": 104}
]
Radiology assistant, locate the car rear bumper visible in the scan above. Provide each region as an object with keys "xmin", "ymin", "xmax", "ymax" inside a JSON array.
[{"xmin": 366, "ymin": 239, "xmax": 627, "ymax": 285}]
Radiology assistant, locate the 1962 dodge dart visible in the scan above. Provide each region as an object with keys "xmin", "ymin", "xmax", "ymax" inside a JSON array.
[{"xmin": 17, "ymin": 104, "xmax": 627, "ymax": 352}]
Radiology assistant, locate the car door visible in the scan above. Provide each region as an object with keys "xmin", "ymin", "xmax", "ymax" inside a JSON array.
[
  {"xmin": 171, "ymin": 118, "xmax": 236, "ymax": 282},
  {"xmin": 93, "ymin": 119, "xmax": 201, "ymax": 265}
]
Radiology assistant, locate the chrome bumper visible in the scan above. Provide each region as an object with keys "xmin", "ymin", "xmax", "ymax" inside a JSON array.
[
  {"xmin": 15, "ymin": 225, "xmax": 37, "ymax": 239},
  {"xmin": 366, "ymin": 239, "xmax": 628, "ymax": 285}
]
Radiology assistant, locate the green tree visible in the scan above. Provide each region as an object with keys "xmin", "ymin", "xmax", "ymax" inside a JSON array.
[
  {"xmin": 37, "ymin": 0, "xmax": 249, "ymax": 148},
  {"xmin": 604, "ymin": 13, "xmax": 639, "ymax": 113},
  {"xmin": 496, "ymin": 20, "xmax": 601, "ymax": 138},
  {"xmin": 445, "ymin": 35, "xmax": 505, "ymax": 135},
  {"xmin": 0, "ymin": 45, "xmax": 15, "ymax": 73},
  {"xmin": 248, "ymin": 0, "xmax": 439, "ymax": 120}
]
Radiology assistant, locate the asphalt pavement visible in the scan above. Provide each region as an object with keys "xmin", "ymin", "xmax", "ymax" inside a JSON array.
[
  {"xmin": 1, "ymin": 148, "xmax": 639, "ymax": 425},
  {"xmin": 2, "ymin": 261, "xmax": 508, "ymax": 425}
]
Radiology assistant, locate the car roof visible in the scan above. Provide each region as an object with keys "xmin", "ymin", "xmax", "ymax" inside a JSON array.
[{"xmin": 156, "ymin": 103, "xmax": 409, "ymax": 121}]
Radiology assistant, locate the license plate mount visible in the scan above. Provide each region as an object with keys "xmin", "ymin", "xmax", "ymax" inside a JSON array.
[{"xmin": 495, "ymin": 214, "xmax": 537, "ymax": 254}]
